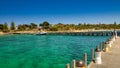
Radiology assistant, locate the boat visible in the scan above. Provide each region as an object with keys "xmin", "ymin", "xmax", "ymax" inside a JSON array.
[{"xmin": 36, "ymin": 32, "xmax": 47, "ymax": 35}]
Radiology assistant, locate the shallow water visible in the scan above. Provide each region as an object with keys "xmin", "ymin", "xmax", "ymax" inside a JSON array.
[{"xmin": 0, "ymin": 35, "xmax": 109, "ymax": 68}]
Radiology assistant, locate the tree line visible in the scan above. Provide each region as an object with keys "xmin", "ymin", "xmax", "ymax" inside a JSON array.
[{"xmin": 0, "ymin": 21, "xmax": 120, "ymax": 32}]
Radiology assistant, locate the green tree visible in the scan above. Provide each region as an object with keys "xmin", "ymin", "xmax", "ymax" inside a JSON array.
[
  {"xmin": 43, "ymin": 21, "xmax": 50, "ymax": 29},
  {"xmin": 0, "ymin": 24, "xmax": 3, "ymax": 31},
  {"xmin": 39, "ymin": 23, "xmax": 43, "ymax": 26},
  {"xmin": 43, "ymin": 21, "xmax": 50, "ymax": 26},
  {"xmin": 30, "ymin": 23, "xmax": 37, "ymax": 29},
  {"xmin": 55, "ymin": 23, "xmax": 64, "ymax": 31},
  {"xmin": 40, "ymin": 21, "xmax": 50, "ymax": 30},
  {"xmin": 78, "ymin": 23, "xmax": 82, "ymax": 26},
  {"xmin": 3, "ymin": 22, "xmax": 9, "ymax": 32},
  {"xmin": 18, "ymin": 24, "xmax": 25, "ymax": 31},
  {"xmin": 49, "ymin": 27, "xmax": 58, "ymax": 31},
  {"xmin": 10, "ymin": 21, "xmax": 15, "ymax": 30},
  {"xmin": 24, "ymin": 24, "xmax": 30, "ymax": 30}
]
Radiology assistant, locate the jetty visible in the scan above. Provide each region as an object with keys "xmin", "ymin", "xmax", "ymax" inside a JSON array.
[
  {"xmin": 48, "ymin": 30, "xmax": 120, "ymax": 36},
  {"xmin": 88, "ymin": 36, "xmax": 120, "ymax": 68},
  {"xmin": 65, "ymin": 31, "xmax": 120, "ymax": 68},
  {"xmin": 7, "ymin": 30, "xmax": 120, "ymax": 36}
]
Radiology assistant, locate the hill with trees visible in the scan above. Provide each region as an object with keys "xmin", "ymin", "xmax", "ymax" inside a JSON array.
[{"xmin": 0, "ymin": 21, "xmax": 120, "ymax": 33}]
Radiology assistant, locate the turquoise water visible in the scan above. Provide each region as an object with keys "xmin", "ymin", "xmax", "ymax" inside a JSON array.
[{"xmin": 0, "ymin": 35, "xmax": 109, "ymax": 68}]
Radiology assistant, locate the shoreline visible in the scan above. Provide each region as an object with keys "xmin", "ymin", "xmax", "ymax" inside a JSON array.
[{"xmin": 0, "ymin": 29, "xmax": 119, "ymax": 35}]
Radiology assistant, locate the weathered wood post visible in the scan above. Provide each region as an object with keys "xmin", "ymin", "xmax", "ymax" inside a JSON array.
[
  {"xmin": 109, "ymin": 37, "xmax": 113, "ymax": 45},
  {"xmin": 102, "ymin": 42, "xmax": 105, "ymax": 50},
  {"xmin": 100, "ymin": 42, "xmax": 103, "ymax": 51},
  {"xmin": 95, "ymin": 46, "xmax": 102, "ymax": 64},
  {"xmin": 108, "ymin": 39, "xmax": 112, "ymax": 47},
  {"xmin": 106, "ymin": 32, "xmax": 109, "ymax": 36},
  {"xmin": 115, "ymin": 30, "xmax": 118, "ymax": 39},
  {"xmin": 112, "ymin": 36, "xmax": 115, "ymax": 41},
  {"xmin": 112, "ymin": 31, "xmax": 114, "ymax": 36},
  {"xmin": 84, "ymin": 53, "xmax": 87, "ymax": 68},
  {"xmin": 101, "ymin": 32, "xmax": 103, "ymax": 36},
  {"xmin": 91, "ymin": 48, "xmax": 94, "ymax": 61},
  {"xmin": 72, "ymin": 60, "xmax": 76, "ymax": 68},
  {"xmin": 66, "ymin": 64, "xmax": 70, "ymax": 68},
  {"xmin": 112, "ymin": 30, "xmax": 117, "ymax": 40}
]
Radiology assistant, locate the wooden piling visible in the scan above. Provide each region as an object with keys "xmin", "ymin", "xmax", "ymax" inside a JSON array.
[
  {"xmin": 102, "ymin": 42, "xmax": 105, "ymax": 50},
  {"xmin": 84, "ymin": 53, "xmax": 87, "ymax": 68},
  {"xmin": 91, "ymin": 48, "xmax": 94, "ymax": 61},
  {"xmin": 72, "ymin": 60, "xmax": 76, "ymax": 68},
  {"xmin": 100, "ymin": 42, "xmax": 103, "ymax": 51},
  {"xmin": 66, "ymin": 64, "xmax": 70, "ymax": 68}
]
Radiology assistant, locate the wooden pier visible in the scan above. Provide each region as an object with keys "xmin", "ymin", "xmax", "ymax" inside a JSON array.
[
  {"xmin": 48, "ymin": 31, "xmax": 120, "ymax": 36},
  {"xmin": 9, "ymin": 30, "xmax": 120, "ymax": 36},
  {"xmin": 65, "ymin": 31, "xmax": 119, "ymax": 68},
  {"xmin": 88, "ymin": 37, "xmax": 120, "ymax": 68}
]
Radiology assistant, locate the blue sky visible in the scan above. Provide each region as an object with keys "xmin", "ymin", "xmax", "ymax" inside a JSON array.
[{"xmin": 0, "ymin": 0, "xmax": 120, "ymax": 26}]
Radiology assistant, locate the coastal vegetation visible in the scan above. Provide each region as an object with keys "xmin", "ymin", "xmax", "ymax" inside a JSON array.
[{"xmin": 0, "ymin": 21, "xmax": 120, "ymax": 32}]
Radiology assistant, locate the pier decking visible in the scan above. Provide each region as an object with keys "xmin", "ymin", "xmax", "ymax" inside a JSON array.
[{"xmin": 88, "ymin": 37, "xmax": 120, "ymax": 68}]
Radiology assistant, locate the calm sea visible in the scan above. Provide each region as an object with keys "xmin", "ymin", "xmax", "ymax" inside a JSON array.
[{"xmin": 0, "ymin": 35, "xmax": 109, "ymax": 68}]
